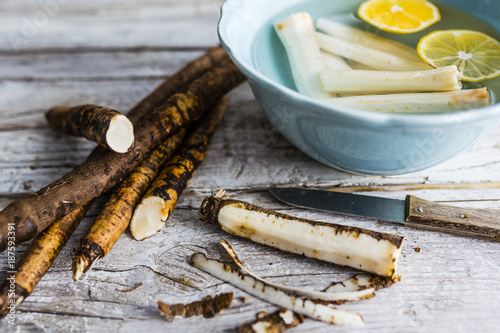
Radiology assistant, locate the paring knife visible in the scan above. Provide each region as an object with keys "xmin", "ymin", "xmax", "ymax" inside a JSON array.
[{"xmin": 268, "ymin": 187, "xmax": 500, "ymax": 241}]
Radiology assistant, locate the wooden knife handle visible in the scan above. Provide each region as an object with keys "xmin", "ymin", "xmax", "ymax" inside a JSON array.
[{"xmin": 405, "ymin": 195, "xmax": 500, "ymax": 241}]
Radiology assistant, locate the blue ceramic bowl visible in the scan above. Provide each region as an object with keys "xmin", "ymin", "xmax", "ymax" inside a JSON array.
[{"xmin": 218, "ymin": 0, "xmax": 500, "ymax": 175}]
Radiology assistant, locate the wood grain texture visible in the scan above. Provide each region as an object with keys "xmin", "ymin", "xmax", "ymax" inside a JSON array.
[
  {"xmin": 0, "ymin": 0, "xmax": 500, "ymax": 332},
  {"xmin": 406, "ymin": 195, "xmax": 500, "ymax": 240}
]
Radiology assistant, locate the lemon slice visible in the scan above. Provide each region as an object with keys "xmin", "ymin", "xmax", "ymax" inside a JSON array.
[
  {"xmin": 418, "ymin": 30, "xmax": 500, "ymax": 82},
  {"xmin": 358, "ymin": 0, "xmax": 441, "ymax": 34}
]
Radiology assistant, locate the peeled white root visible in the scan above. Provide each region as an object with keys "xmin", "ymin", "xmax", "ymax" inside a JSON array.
[
  {"xmin": 274, "ymin": 13, "xmax": 330, "ymax": 99},
  {"xmin": 327, "ymin": 87, "xmax": 491, "ymax": 113},
  {"xmin": 129, "ymin": 196, "xmax": 167, "ymax": 240},
  {"xmin": 320, "ymin": 66, "xmax": 462, "ymax": 94},
  {"xmin": 215, "ymin": 204, "xmax": 403, "ymax": 277},
  {"xmin": 316, "ymin": 32, "xmax": 432, "ymax": 71},
  {"xmin": 320, "ymin": 51, "xmax": 352, "ymax": 71},
  {"xmin": 219, "ymin": 239, "xmax": 375, "ymax": 303},
  {"xmin": 348, "ymin": 59, "xmax": 376, "ymax": 70},
  {"xmin": 316, "ymin": 18, "xmax": 423, "ymax": 62},
  {"xmin": 190, "ymin": 253, "xmax": 364, "ymax": 326},
  {"xmin": 319, "ymin": 51, "xmax": 355, "ymax": 97},
  {"xmin": 106, "ymin": 114, "xmax": 134, "ymax": 153}
]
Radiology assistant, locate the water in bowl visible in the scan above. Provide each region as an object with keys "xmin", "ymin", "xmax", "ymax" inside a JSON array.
[{"xmin": 252, "ymin": 1, "xmax": 500, "ymax": 106}]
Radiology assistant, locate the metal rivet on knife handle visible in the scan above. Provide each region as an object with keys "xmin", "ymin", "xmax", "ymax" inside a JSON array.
[{"xmin": 405, "ymin": 195, "xmax": 500, "ymax": 240}]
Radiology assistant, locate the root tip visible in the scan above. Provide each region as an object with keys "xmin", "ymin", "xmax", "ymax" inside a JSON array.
[{"xmin": 72, "ymin": 257, "xmax": 87, "ymax": 281}]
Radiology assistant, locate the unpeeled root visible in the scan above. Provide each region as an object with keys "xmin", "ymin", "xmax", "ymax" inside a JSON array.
[
  {"xmin": 46, "ymin": 105, "xmax": 134, "ymax": 153},
  {"xmin": 0, "ymin": 203, "xmax": 91, "ymax": 317},
  {"xmin": 70, "ymin": 47, "xmax": 230, "ymax": 278},
  {"xmin": 72, "ymin": 130, "xmax": 187, "ymax": 280},
  {"xmin": 0, "ymin": 55, "xmax": 245, "ymax": 253},
  {"xmin": 129, "ymin": 98, "xmax": 227, "ymax": 241}
]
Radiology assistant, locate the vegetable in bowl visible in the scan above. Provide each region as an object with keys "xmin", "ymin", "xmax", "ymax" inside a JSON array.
[{"xmin": 218, "ymin": 0, "xmax": 500, "ymax": 175}]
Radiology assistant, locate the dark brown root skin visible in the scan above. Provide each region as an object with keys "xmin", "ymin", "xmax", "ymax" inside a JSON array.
[
  {"xmin": 46, "ymin": 104, "xmax": 119, "ymax": 141},
  {"xmin": 368, "ymin": 274, "xmax": 401, "ymax": 290},
  {"xmin": 72, "ymin": 238, "xmax": 106, "ymax": 276},
  {"xmin": 0, "ymin": 204, "xmax": 89, "ymax": 319},
  {"xmin": 126, "ymin": 46, "xmax": 228, "ymax": 124},
  {"xmin": 0, "ymin": 57, "xmax": 245, "ymax": 253},
  {"xmin": 0, "ymin": 47, "xmax": 227, "ymax": 253},
  {"xmin": 72, "ymin": 130, "xmax": 187, "ymax": 280},
  {"xmin": 158, "ymin": 293, "xmax": 233, "ymax": 321},
  {"xmin": 146, "ymin": 98, "xmax": 227, "ymax": 212}
]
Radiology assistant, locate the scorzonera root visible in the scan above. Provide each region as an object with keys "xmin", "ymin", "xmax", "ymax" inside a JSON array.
[
  {"xmin": 324, "ymin": 274, "xmax": 401, "ymax": 293},
  {"xmin": 238, "ymin": 309, "xmax": 305, "ymax": 333},
  {"xmin": 0, "ymin": 203, "xmax": 91, "ymax": 318},
  {"xmin": 72, "ymin": 130, "xmax": 188, "ymax": 281},
  {"xmin": 199, "ymin": 190, "xmax": 403, "ymax": 277},
  {"xmin": 71, "ymin": 46, "xmax": 230, "ymax": 279},
  {"xmin": 190, "ymin": 253, "xmax": 364, "ymax": 326},
  {"xmin": 46, "ymin": 104, "xmax": 134, "ymax": 153},
  {"xmin": 220, "ymin": 239, "xmax": 375, "ymax": 303},
  {"xmin": 236, "ymin": 273, "xmax": 400, "ymax": 332},
  {"xmin": 130, "ymin": 98, "xmax": 228, "ymax": 240},
  {"xmin": 0, "ymin": 53, "xmax": 245, "ymax": 253},
  {"xmin": 126, "ymin": 46, "xmax": 229, "ymax": 124}
]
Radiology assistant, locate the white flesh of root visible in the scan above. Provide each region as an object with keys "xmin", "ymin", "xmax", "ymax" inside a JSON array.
[
  {"xmin": 316, "ymin": 18, "xmax": 423, "ymax": 62},
  {"xmin": 348, "ymin": 59, "xmax": 376, "ymax": 70},
  {"xmin": 326, "ymin": 275, "xmax": 379, "ymax": 293},
  {"xmin": 320, "ymin": 51, "xmax": 352, "ymax": 71},
  {"xmin": 190, "ymin": 253, "xmax": 364, "ymax": 326},
  {"xmin": 279, "ymin": 309, "xmax": 296, "ymax": 325},
  {"xmin": 72, "ymin": 257, "xmax": 86, "ymax": 281},
  {"xmin": 216, "ymin": 204, "xmax": 402, "ymax": 277},
  {"xmin": 274, "ymin": 13, "xmax": 331, "ymax": 99},
  {"xmin": 316, "ymin": 32, "xmax": 432, "ymax": 71},
  {"xmin": 248, "ymin": 309, "xmax": 300, "ymax": 332},
  {"xmin": 106, "ymin": 114, "xmax": 134, "ymax": 153},
  {"xmin": 219, "ymin": 239, "xmax": 375, "ymax": 303},
  {"xmin": 328, "ymin": 87, "xmax": 491, "ymax": 113},
  {"xmin": 251, "ymin": 321, "xmax": 272, "ymax": 333},
  {"xmin": 320, "ymin": 51, "xmax": 356, "ymax": 97},
  {"xmin": 129, "ymin": 196, "xmax": 167, "ymax": 240},
  {"xmin": 320, "ymin": 66, "xmax": 462, "ymax": 94}
]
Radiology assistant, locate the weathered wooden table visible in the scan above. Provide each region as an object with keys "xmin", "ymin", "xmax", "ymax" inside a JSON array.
[{"xmin": 1, "ymin": 0, "xmax": 499, "ymax": 332}]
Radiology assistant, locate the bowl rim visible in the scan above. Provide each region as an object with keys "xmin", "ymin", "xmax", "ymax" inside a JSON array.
[{"xmin": 217, "ymin": 0, "xmax": 500, "ymax": 128}]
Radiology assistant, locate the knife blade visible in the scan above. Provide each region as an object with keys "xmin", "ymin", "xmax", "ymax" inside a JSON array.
[{"xmin": 268, "ymin": 187, "xmax": 500, "ymax": 241}]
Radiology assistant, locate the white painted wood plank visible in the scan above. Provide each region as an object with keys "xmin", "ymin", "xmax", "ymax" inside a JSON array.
[
  {"xmin": 0, "ymin": 50, "xmax": 207, "ymax": 80},
  {"xmin": 0, "ymin": 1, "xmax": 224, "ymax": 52}
]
